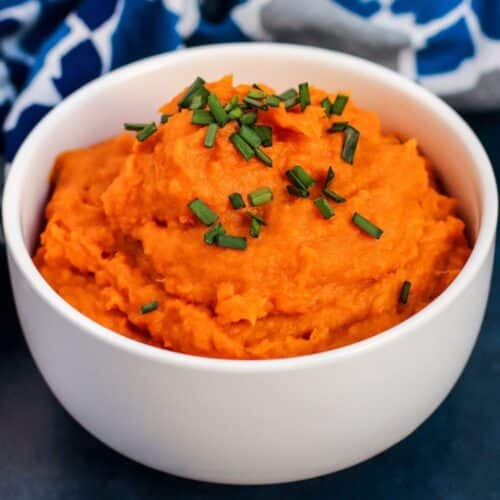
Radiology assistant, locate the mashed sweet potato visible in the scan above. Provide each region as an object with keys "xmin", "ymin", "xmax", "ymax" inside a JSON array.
[{"xmin": 34, "ymin": 76, "xmax": 471, "ymax": 359}]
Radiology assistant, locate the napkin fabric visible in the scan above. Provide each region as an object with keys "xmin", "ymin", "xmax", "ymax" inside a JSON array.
[{"xmin": 1, "ymin": 0, "xmax": 500, "ymax": 162}]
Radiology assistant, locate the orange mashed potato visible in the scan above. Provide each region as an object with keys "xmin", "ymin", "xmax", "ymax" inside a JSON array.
[{"xmin": 34, "ymin": 76, "xmax": 470, "ymax": 359}]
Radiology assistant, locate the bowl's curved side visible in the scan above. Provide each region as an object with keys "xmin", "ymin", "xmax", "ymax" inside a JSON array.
[{"xmin": 6, "ymin": 244, "xmax": 494, "ymax": 484}]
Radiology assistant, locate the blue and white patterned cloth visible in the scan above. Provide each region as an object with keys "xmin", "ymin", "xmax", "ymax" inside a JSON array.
[{"xmin": 1, "ymin": 0, "xmax": 500, "ymax": 162}]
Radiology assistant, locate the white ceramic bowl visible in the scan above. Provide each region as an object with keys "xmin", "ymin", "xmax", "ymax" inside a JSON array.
[{"xmin": 3, "ymin": 43, "xmax": 497, "ymax": 485}]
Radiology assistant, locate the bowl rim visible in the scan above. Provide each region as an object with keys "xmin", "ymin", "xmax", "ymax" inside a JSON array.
[{"xmin": 3, "ymin": 42, "xmax": 498, "ymax": 373}]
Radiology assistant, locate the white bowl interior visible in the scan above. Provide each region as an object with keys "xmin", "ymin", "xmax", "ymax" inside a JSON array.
[{"xmin": 16, "ymin": 46, "xmax": 484, "ymax": 256}]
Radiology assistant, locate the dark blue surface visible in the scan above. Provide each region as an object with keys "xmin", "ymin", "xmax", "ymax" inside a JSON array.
[{"xmin": 0, "ymin": 112, "xmax": 498, "ymax": 499}]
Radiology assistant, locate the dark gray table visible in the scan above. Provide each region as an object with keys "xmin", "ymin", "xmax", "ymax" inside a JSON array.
[{"xmin": 1, "ymin": 112, "xmax": 499, "ymax": 500}]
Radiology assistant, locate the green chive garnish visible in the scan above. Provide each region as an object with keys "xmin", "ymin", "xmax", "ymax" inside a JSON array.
[
  {"xmin": 248, "ymin": 187, "xmax": 273, "ymax": 207},
  {"xmin": 187, "ymin": 198, "xmax": 218, "ymax": 226},
  {"xmin": 192, "ymin": 110, "xmax": 214, "ymax": 125},
  {"xmin": 266, "ymin": 95, "xmax": 281, "ymax": 107},
  {"xmin": 239, "ymin": 124, "xmax": 262, "ymax": 148},
  {"xmin": 321, "ymin": 97, "xmax": 332, "ymax": 117},
  {"xmin": 189, "ymin": 87, "xmax": 209, "ymax": 110},
  {"xmin": 230, "ymin": 132, "xmax": 255, "ymax": 160},
  {"xmin": 298, "ymin": 82, "xmax": 310, "ymax": 111},
  {"xmin": 247, "ymin": 211, "xmax": 267, "ymax": 226},
  {"xmin": 178, "ymin": 77, "xmax": 206, "ymax": 109},
  {"xmin": 323, "ymin": 189, "xmax": 346, "ymax": 203},
  {"xmin": 189, "ymin": 93, "xmax": 204, "ymax": 110},
  {"xmin": 160, "ymin": 114, "xmax": 172, "ymax": 124},
  {"xmin": 254, "ymin": 125, "xmax": 272, "ymax": 147},
  {"xmin": 207, "ymin": 93, "xmax": 230, "ymax": 126},
  {"xmin": 327, "ymin": 121, "xmax": 348, "ymax": 133},
  {"xmin": 140, "ymin": 301, "xmax": 158, "ymax": 314},
  {"xmin": 215, "ymin": 234, "xmax": 247, "ymax": 250},
  {"xmin": 324, "ymin": 166, "xmax": 334, "ymax": 188},
  {"xmin": 239, "ymin": 111, "xmax": 257, "ymax": 125},
  {"xmin": 342, "ymin": 125, "xmax": 359, "ymax": 164},
  {"xmin": 250, "ymin": 218, "xmax": 261, "ymax": 238},
  {"xmin": 228, "ymin": 106, "xmax": 243, "ymax": 119},
  {"xmin": 352, "ymin": 212, "xmax": 383, "ymax": 239},
  {"xmin": 136, "ymin": 122, "xmax": 157, "ymax": 142},
  {"xmin": 247, "ymin": 89, "xmax": 266, "ymax": 99},
  {"xmin": 286, "ymin": 185, "xmax": 309, "ymax": 198},
  {"xmin": 229, "ymin": 193, "xmax": 246, "ymax": 209},
  {"xmin": 286, "ymin": 165, "xmax": 315, "ymax": 190},
  {"xmin": 399, "ymin": 280, "xmax": 411, "ymax": 304},
  {"xmin": 314, "ymin": 197, "xmax": 334, "ymax": 219},
  {"xmin": 224, "ymin": 95, "xmax": 239, "ymax": 112},
  {"xmin": 204, "ymin": 223, "xmax": 225, "ymax": 245},
  {"xmin": 247, "ymin": 211, "xmax": 267, "ymax": 238},
  {"xmin": 255, "ymin": 147, "xmax": 273, "ymax": 167},
  {"xmin": 243, "ymin": 96, "xmax": 268, "ymax": 110},
  {"xmin": 204, "ymin": 123, "xmax": 218, "ymax": 148},
  {"xmin": 285, "ymin": 95, "xmax": 300, "ymax": 110},
  {"xmin": 124, "ymin": 122, "xmax": 149, "ymax": 131},
  {"xmin": 278, "ymin": 88, "xmax": 298, "ymax": 101},
  {"xmin": 331, "ymin": 94, "xmax": 349, "ymax": 115}
]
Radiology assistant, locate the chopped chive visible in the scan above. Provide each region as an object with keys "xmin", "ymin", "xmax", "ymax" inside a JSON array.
[
  {"xmin": 215, "ymin": 234, "xmax": 247, "ymax": 250},
  {"xmin": 136, "ymin": 122, "xmax": 157, "ymax": 142},
  {"xmin": 178, "ymin": 77, "xmax": 206, "ymax": 108},
  {"xmin": 189, "ymin": 93, "xmax": 204, "ymax": 110},
  {"xmin": 286, "ymin": 165, "xmax": 315, "ymax": 190},
  {"xmin": 124, "ymin": 122, "xmax": 149, "ymax": 131},
  {"xmin": 224, "ymin": 95, "xmax": 239, "ymax": 112},
  {"xmin": 243, "ymin": 96, "xmax": 268, "ymax": 110},
  {"xmin": 399, "ymin": 280, "xmax": 412, "ymax": 304},
  {"xmin": 342, "ymin": 125, "xmax": 360, "ymax": 164},
  {"xmin": 239, "ymin": 111, "xmax": 258, "ymax": 125},
  {"xmin": 247, "ymin": 89, "xmax": 266, "ymax": 99},
  {"xmin": 248, "ymin": 186, "xmax": 273, "ymax": 207},
  {"xmin": 255, "ymin": 147, "xmax": 273, "ymax": 167},
  {"xmin": 284, "ymin": 95, "xmax": 300, "ymax": 110},
  {"xmin": 254, "ymin": 125, "xmax": 272, "ymax": 147},
  {"xmin": 247, "ymin": 211, "xmax": 267, "ymax": 226},
  {"xmin": 204, "ymin": 123, "xmax": 218, "ymax": 148},
  {"xmin": 321, "ymin": 97, "xmax": 332, "ymax": 117},
  {"xmin": 331, "ymin": 94, "xmax": 349, "ymax": 115},
  {"xmin": 207, "ymin": 93, "xmax": 230, "ymax": 126},
  {"xmin": 327, "ymin": 121, "xmax": 348, "ymax": 133},
  {"xmin": 250, "ymin": 217, "xmax": 261, "ymax": 238},
  {"xmin": 140, "ymin": 301, "xmax": 158, "ymax": 314},
  {"xmin": 266, "ymin": 95, "xmax": 281, "ymax": 107},
  {"xmin": 187, "ymin": 198, "xmax": 218, "ymax": 226},
  {"xmin": 239, "ymin": 124, "xmax": 262, "ymax": 148},
  {"xmin": 192, "ymin": 109, "xmax": 214, "ymax": 125},
  {"xmin": 160, "ymin": 113, "xmax": 172, "ymax": 124},
  {"xmin": 298, "ymin": 82, "xmax": 310, "ymax": 111},
  {"xmin": 229, "ymin": 193, "xmax": 246, "ymax": 209},
  {"xmin": 278, "ymin": 88, "xmax": 298, "ymax": 101},
  {"xmin": 228, "ymin": 106, "xmax": 243, "ymax": 119},
  {"xmin": 323, "ymin": 188, "xmax": 346, "ymax": 203},
  {"xmin": 324, "ymin": 166, "xmax": 335, "ymax": 188},
  {"xmin": 230, "ymin": 132, "xmax": 255, "ymax": 160},
  {"xmin": 352, "ymin": 212, "xmax": 383, "ymax": 239},
  {"xmin": 314, "ymin": 197, "xmax": 335, "ymax": 219},
  {"xmin": 286, "ymin": 185, "xmax": 309, "ymax": 198},
  {"xmin": 189, "ymin": 87, "xmax": 209, "ymax": 110},
  {"xmin": 204, "ymin": 223, "xmax": 225, "ymax": 245}
]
